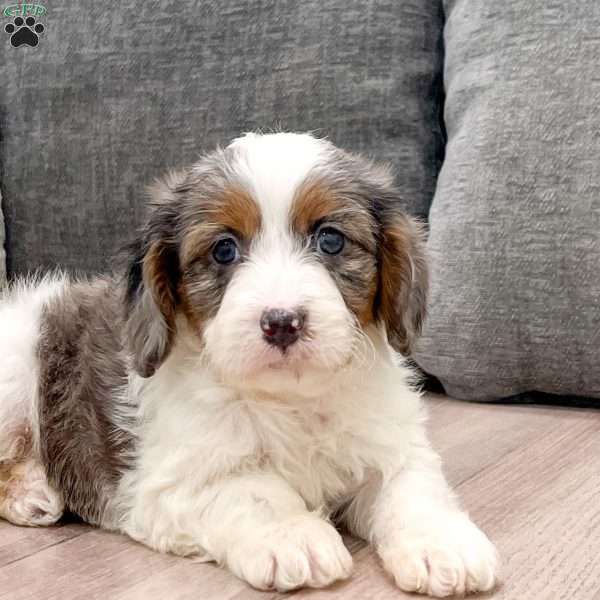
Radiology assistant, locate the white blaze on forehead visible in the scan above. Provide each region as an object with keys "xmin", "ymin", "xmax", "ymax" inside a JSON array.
[{"xmin": 227, "ymin": 132, "xmax": 330, "ymax": 232}]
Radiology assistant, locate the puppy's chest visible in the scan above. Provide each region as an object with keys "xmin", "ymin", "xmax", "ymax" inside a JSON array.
[{"xmin": 254, "ymin": 406, "xmax": 370, "ymax": 508}]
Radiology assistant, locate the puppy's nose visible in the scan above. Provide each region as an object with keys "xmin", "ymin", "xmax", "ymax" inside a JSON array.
[{"xmin": 260, "ymin": 308, "xmax": 305, "ymax": 351}]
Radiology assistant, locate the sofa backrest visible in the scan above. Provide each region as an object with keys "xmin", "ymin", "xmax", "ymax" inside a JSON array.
[{"xmin": 0, "ymin": 1, "xmax": 444, "ymax": 277}]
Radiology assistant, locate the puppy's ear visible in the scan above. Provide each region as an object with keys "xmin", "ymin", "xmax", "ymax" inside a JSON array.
[
  {"xmin": 124, "ymin": 173, "xmax": 184, "ymax": 377},
  {"xmin": 376, "ymin": 205, "xmax": 429, "ymax": 356}
]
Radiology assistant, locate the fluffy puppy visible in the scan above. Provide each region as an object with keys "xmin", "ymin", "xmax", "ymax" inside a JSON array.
[{"xmin": 0, "ymin": 133, "xmax": 498, "ymax": 596}]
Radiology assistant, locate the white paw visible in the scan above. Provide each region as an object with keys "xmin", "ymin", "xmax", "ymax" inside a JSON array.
[
  {"xmin": 228, "ymin": 514, "xmax": 353, "ymax": 591},
  {"xmin": 8, "ymin": 486, "xmax": 63, "ymax": 527},
  {"xmin": 379, "ymin": 513, "xmax": 499, "ymax": 597},
  {"xmin": 0, "ymin": 461, "xmax": 63, "ymax": 527}
]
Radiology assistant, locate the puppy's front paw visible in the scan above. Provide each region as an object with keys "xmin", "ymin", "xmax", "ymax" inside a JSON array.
[
  {"xmin": 379, "ymin": 513, "xmax": 498, "ymax": 597},
  {"xmin": 228, "ymin": 514, "xmax": 353, "ymax": 591}
]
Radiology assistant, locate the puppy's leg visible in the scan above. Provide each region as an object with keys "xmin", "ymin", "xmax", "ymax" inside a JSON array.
[
  {"xmin": 0, "ymin": 425, "xmax": 63, "ymax": 527},
  {"xmin": 0, "ymin": 457, "xmax": 63, "ymax": 527},
  {"xmin": 127, "ymin": 471, "xmax": 352, "ymax": 591},
  {"xmin": 345, "ymin": 444, "xmax": 498, "ymax": 597}
]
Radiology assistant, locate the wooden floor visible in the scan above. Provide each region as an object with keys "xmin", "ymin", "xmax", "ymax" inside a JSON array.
[{"xmin": 1, "ymin": 393, "xmax": 599, "ymax": 600}]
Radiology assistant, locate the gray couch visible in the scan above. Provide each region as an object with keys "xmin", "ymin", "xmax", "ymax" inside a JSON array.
[{"xmin": 1, "ymin": 1, "xmax": 598, "ymax": 402}]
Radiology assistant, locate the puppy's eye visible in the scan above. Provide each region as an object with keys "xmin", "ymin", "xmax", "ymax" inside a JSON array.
[
  {"xmin": 212, "ymin": 237, "xmax": 240, "ymax": 265},
  {"xmin": 317, "ymin": 227, "xmax": 345, "ymax": 255}
]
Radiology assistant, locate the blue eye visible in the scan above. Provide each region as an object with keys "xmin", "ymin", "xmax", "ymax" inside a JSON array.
[
  {"xmin": 212, "ymin": 237, "xmax": 240, "ymax": 265},
  {"xmin": 317, "ymin": 227, "xmax": 345, "ymax": 255}
]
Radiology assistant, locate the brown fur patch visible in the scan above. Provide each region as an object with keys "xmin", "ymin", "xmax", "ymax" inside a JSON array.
[
  {"xmin": 144, "ymin": 241, "xmax": 178, "ymax": 332},
  {"xmin": 181, "ymin": 186, "xmax": 261, "ymax": 268},
  {"xmin": 377, "ymin": 218, "xmax": 429, "ymax": 355},
  {"xmin": 217, "ymin": 187, "xmax": 261, "ymax": 240},
  {"xmin": 0, "ymin": 462, "xmax": 24, "ymax": 516},
  {"xmin": 291, "ymin": 178, "xmax": 379, "ymax": 326},
  {"xmin": 0, "ymin": 425, "xmax": 34, "ymax": 517},
  {"xmin": 357, "ymin": 277, "xmax": 379, "ymax": 327},
  {"xmin": 177, "ymin": 280, "xmax": 208, "ymax": 333},
  {"xmin": 290, "ymin": 180, "xmax": 344, "ymax": 236},
  {"xmin": 176, "ymin": 187, "xmax": 262, "ymax": 333}
]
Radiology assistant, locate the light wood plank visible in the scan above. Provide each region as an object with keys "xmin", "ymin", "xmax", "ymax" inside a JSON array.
[
  {"xmin": 426, "ymin": 398, "xmax": 590, "ymax": 487},
  {"xmin": 0, "ymin": 521, "xmax": 88, "ymax": 568},
  {"xmin": 111, "ymin": 535, "xmax": 365, "ymax": 600},
  {"xmin": 0, "ymin": 529, "xmax": 179, "ymax": 600},
  {"xmin": 112, "ymin": 559, "xmax": 275, "ymax": 600},
  {"xmin": 456, "ymin": 413, "xmax": 600, "ymax": 600}
]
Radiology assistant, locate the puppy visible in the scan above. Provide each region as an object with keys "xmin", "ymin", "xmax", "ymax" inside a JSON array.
[{"xmin": 0, "ymin": 133, "xmax": 498, "ymax": 596}]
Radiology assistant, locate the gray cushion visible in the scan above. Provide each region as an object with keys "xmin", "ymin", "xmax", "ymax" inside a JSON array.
[
  {"xmin": 0, "ymin": 190, "xmax": 5, "ymax": 286},
  {"xmin": 1, "ymin": 0, "xmax": 444, "ymax": 276},
  {"xmin": 415, "ymin": 0, "xmax": 600, "ymax": 400}
]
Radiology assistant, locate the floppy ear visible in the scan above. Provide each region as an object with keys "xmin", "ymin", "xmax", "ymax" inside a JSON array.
[
  {"xmin": 377, "ymin": 210, "xmax": 429, "ymax": 356},
  {"xmin": 124, "ymin": 174, "xmax": 184, "ymax": 377}
]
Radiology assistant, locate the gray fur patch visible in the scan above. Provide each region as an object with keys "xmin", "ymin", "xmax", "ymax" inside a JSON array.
[{"xmin": 38, "ymin": 277, "xmax": 135, "ymax": 527}]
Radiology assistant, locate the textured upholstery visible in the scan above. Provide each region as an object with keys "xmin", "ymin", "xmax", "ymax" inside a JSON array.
[
  {"xmin": 415, "ymin": 0, "xmax": 600, "ymax": 400},
  {"xmin": 0, "ymin": 0, "xmax": 445, "ymax": 275},
  {"xmin": 0, "ymin": 189, "xmax": 5, "ymax": 286}
]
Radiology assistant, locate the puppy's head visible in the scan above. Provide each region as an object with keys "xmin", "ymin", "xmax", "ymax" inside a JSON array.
[{"xmin": 125, "ymin": 133, "xmax": 428, "ymax": 390}]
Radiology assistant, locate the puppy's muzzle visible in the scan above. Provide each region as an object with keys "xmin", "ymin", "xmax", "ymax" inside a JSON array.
[{"xmin": 260, "ymin": 308, "xmax": 306, "ymax": 351}]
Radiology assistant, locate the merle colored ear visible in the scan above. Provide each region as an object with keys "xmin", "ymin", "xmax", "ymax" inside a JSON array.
[
  {"xmin": 376, "ymin": 202, "xmax": 429, "ymax": 356},
  {"xmin": 124, "ymin": 173, "xmax": 185, "ymax": 377}
]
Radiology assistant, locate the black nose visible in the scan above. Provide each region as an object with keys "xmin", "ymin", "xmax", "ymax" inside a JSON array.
[{"xmin": 260, "ymin": 308, "xmax": 306, "ymax": 351}]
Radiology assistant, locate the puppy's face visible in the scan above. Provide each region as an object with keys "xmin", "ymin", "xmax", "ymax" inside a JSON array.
[{"xmin": 125, "ymin": 133, "xmax": 427, "ymax": 392}]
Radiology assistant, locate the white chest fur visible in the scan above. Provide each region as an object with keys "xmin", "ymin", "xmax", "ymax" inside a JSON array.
[{"xmin": 117, "ymin": 337, "xmax": 424, "ymax": 555}]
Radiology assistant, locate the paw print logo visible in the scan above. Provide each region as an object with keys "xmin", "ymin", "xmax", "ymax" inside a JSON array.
[{"xmin": 5, "ymin": 16, "xmax": 44, "ymax": 47}]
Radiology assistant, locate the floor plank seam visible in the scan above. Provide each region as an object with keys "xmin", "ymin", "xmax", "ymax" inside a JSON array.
[
  {"xmin": 451, "ymin": 416, "xmax": 598, "ymax": 492},
  {"xmin": 0, "ymin": 530, "xmax": 88, "ymax": 569}
]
